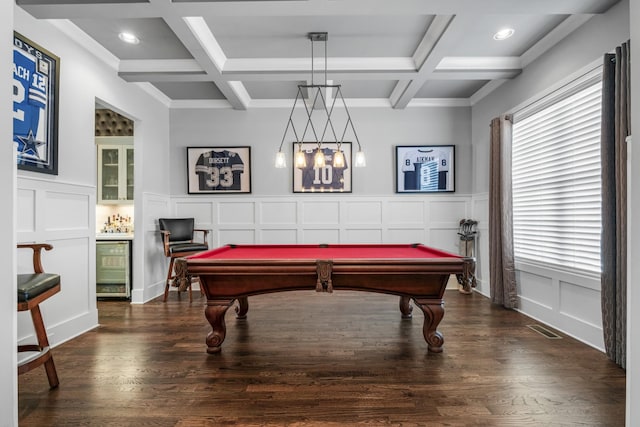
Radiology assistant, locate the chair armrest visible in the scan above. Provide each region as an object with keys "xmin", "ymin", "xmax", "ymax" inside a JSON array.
[
  {"xmin": 159, "ymin": 230, "xmax": 172, "ymax": 256},
  {"xmin": 17, "ymin": 243, "xmax": 53, "ymax": 274},
  {"xmin": 193, "ymin": 228, "xmax": 210, "ymax": 245}
]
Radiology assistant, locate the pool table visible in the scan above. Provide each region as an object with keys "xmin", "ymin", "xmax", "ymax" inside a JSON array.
[{"xmin": 175, "ymin": 243, "xmax": 475, "ymax": 354}]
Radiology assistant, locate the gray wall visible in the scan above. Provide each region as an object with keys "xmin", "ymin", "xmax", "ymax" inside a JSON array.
[
  {"xmin": 170, "ymin": 106, "xmax": 472, "ymax": 196},
  {"xmin": 469, "ymin": 0, "xmax": 630, "ymax": 350},
  {"xmin": 471, "ymin": 0, "xmax": 630, "ymax": 194}
]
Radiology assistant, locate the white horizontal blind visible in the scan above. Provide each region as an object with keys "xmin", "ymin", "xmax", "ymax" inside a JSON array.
[{"xmin": 511, "ymin": 81, "xmax": 602, "ymax": 274}]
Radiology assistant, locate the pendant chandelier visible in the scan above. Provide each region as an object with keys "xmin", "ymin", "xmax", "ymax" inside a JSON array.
[{"xmin": 275, "ymin": 32, "xmax": 366, "ymax": 169}]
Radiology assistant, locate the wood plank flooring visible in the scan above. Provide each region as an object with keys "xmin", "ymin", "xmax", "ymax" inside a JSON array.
[{"xmin": 18, "ymin": 289, "xmax": 625, "ymax": 426}]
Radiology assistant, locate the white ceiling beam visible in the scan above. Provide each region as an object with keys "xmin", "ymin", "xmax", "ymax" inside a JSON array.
[
  {"xmin": 151, "ymin": 3, "xmax": 249, "ymax": 110},
  {"xmin": 391, "ymin": 14, "xmax": 465, "ymax": 109},
  {"xmin": 413, "ymin": 15, "xmax": 454, "ymax": 69},
  {"xmin": 224, "ymin": 57, "xmax": 416, "ymax": 74},
  {"xmin": 436, "ymin": 56, "xmax": 522, "ymax": 71},
  {"xmin": 119, "ymin": 73, "xmax": 211, "ymax": 83},
  {"xmin": 119, "ymin": 59, "xmax": 203, "ymax": 74}
]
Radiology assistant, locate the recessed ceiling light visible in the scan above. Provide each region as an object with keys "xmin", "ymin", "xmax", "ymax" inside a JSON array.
[
  {"xmin": 493, "ymin": 28, "xmax": 515, "ymax": 41},
  {"xmin": 118, "ymin": 32, "xmax": 140, "ymax": 44}
]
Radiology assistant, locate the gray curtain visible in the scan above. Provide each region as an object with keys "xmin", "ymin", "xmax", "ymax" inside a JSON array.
[
  {"xmin": 601, "ymin": 41, "xmax": 630, "ymax": 369},
  {"xmin": 489, "ymin": 115, "xmax": 518, "ymax": 309}
]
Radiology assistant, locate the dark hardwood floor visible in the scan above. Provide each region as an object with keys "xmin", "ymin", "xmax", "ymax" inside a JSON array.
[{"xmin": 18, "ymin": 289, "xmax": 625, "ymax": 426}]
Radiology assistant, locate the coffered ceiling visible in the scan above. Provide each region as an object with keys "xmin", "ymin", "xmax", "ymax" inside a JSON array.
[{"xmin": 17, "ymin": 0, "xmax": 620, "ymax": 109}]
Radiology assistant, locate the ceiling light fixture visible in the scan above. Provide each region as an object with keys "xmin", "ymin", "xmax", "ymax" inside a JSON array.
[
  {"xmin": 493, "ymin": 28, "xmax": 515, "ymax": 41},
  {"xmin": 118, "ymin": 32, "xmax": 140, "ymax": 44},
  {"xmin": 275, "ymin": 32, "xmax": 365, "ymax": 169}
]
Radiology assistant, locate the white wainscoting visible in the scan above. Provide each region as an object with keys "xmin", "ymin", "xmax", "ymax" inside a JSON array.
[
  {"xmin": 516, "ymin": 261, "xmax": 604, "ymax": 350},
  {"xmin": 471, "ymin": 192, "xmax": 604, "ymax": 350},
  {"xmin": 166, "ymin": 194, "xmax": 472, "ymax": 295},
  {"xmin": 17, "ymin": 176, "xmax": 98, "ymax": 348},
  {"xmin": 471, "ymin": 193, "xmax": 489, "ymax": 294},
  {"xmin": 136, "ymin": 192, "xmax": 171, "ymax": 303},
  {"xmin": 171, "ymin": 195, "xmax": 473, "ymax": 253}
]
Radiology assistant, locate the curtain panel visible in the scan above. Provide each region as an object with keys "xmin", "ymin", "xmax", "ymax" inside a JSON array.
[
  {"xmin": 600, "ymin": 41, "xmax": 630, "ymax": 369},
  {"xmin": 489, "ymin": 115, "xmax": 518, "ymax": 309}
]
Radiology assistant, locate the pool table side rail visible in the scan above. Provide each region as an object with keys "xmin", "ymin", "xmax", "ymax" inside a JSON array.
[{"xmin": 178, "ymin": 257, "xmax": 472, "ymax": 299}]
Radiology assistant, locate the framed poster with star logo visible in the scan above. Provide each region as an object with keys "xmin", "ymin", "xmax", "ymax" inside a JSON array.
[{"xmin": 13, "ymin": 32, "xmax": 60, "ymax": 175}]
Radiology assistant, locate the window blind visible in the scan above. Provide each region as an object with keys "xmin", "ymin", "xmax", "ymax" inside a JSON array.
[{"xmin": 511, "ymin": 81, "xmax": 602, "ymax": 274}]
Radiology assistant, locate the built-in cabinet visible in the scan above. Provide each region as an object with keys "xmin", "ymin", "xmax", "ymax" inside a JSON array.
[{"xmin": 97, "ymin": 144, "xmax": 134, "ymax": 203}]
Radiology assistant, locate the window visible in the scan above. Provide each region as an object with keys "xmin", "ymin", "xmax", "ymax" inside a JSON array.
[{"xmin": 511, "ymin": 78, "xmax": 602, "ymax": 274}]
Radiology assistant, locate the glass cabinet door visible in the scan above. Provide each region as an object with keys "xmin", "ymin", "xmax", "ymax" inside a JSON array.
[
  {"xmin": 98, "ymin": 144, "xmax": 134, "ymax": 204},
  {"xmin": 101, "ymin": 148, "xmax": 120, "ymax": 201},
  {"xmin": 126, "ymin": 148, "xmax": 134, "ymax": 201}
]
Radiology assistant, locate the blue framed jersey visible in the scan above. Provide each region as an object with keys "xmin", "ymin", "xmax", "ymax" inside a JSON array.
[{"xmin": 13, "ymin": 32, "xmax": 59, "ymax": 174}]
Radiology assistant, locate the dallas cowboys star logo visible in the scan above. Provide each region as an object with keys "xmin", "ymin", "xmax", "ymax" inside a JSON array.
[{"xmin": 16, "ymin": 130, "xmax": 45, "ymax": 159}]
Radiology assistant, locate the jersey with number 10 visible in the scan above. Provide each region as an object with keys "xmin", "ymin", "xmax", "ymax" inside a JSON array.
[{"xmin": 297, "ymin": 148, "xmax": 348, "ymax": 191}]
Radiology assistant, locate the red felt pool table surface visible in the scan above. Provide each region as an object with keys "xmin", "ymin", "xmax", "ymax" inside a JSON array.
[
  {"xmin": 188, "ymin": 243, "xmax": 461, "ymax": 261},
  {"xmin": 177, "ymin": 243, "xmax": 475, "ymax": 355}
]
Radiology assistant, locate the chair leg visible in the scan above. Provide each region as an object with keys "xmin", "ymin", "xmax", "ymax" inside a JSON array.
[
  {"xmin": 30, "ymin": 305, "xmax": 59, "ymax": 389},
  {"xmin": 197, "ymin": 277, "xmax": 205, "ymax": 297},
  {"xmin": 163, "ymin": 258, "xmax": 175, "ymax": 302}
]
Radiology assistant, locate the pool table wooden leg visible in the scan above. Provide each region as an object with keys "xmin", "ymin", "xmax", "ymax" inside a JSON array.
[
  {"xmin": 204, "ymin": 299, "xmax": 235, "ymax": 354},
  {"xmin": 235, "ymin": 296, "xmax": 249, "ymax": 319},
  {"xmin": 413, "ymin": 298, "xmax": 445, "ymax": 353},
  {"xmin": 399, "ymin": 296, "xmax": 413, "ymax": 318}
]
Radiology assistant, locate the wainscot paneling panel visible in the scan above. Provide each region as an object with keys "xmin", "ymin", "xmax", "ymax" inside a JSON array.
[
  {"xmin": 261, "ymin": 202, "xmax": 297, "ymax": 224},
  {"xmin": 138, "ymin": 193, "xmax": 172, "ymax": 303},
  {"xmin": 17, "ymin": 177, "xmax": 98, "ymax": 348},
  {"xmin": 430, "ymin": 227, "xmax": 464, "ymax": 254},
  {"xmin": 388, "ymin": 201, "xmax": 424, "ymax": 226},
  {"xmin": 517, "ymin": 269, "xmax": 555, "ymax": 309},
  {"xmin": 387, "ymin": 228, "xmax": 426, "ymax": 244},
  {"xmin": 559, "ymin": 280, "xmax": 602, "ymax": 327},
  {"xmin": 302, "ymin": 201, "xmax": 340, "ymax": 224},
  {"xmin": 219, "ymin": 229, "xmax": 256, "ymax": 245},
  {"xmin": 471, "ymin": 193, "xmax": 488, "ymax": 294},
  {"xmin": 345, "ymin": 228, "xmax": 382, "ymax": 243},
  {"xmin": 303, "ymin": 228, "xmax": 341, "ymax": 243},
  {"xmin": 17, "ymin": 188, "xmax": 35, "ymax": 233},
  {"xmin": 345, "ymin": 201, "xmax": 382, "ymax": 225},
  {"xmin": 175, "ymin": 201, "xmax": 214, "ymax": 226},
  {"xmin": 260, "ymin": 229, "xmax": 297, "ymax": 243},
  {"xmin": 219, "ymin": 202, "xmax": 255, "ymax": 225},
  {"xmin": 45, "ymin": 191, "xmax": 90, "ymax": 231},
  {"xmin": 429, "ymin": 199, "xmax": 469, "ymax": 223}
]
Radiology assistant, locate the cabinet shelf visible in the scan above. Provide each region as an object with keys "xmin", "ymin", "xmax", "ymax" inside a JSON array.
[{"xmin": 98, "ymin": 144, "xmax": 134, "ymax": 204}]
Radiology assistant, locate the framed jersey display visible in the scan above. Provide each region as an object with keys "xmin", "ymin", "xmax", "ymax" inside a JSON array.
[
  {"xmin": 395, "ymin": 145, "xmax": 455, "ymax": 193},
  {"xmin": 187, "ymin": 146, "xmax": 251, "ymax": 194},
  {"xmin": 293, "ymin": 142, "xmax": 352, "ymax": 193},
  {"xmin": 13, "ymin": 32, "xmax": 60, "ymax": 175}
]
